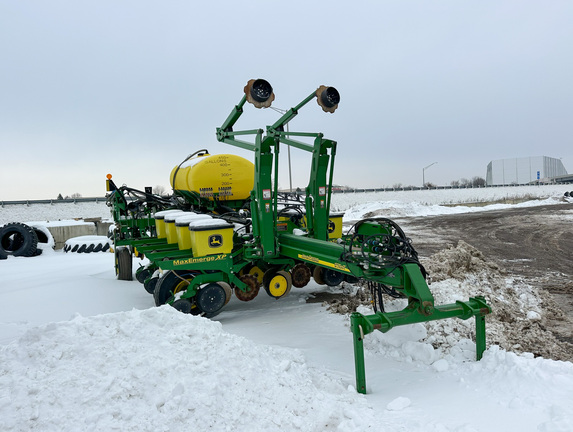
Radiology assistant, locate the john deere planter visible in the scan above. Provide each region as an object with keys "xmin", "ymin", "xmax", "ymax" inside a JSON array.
[{"xmin": 106, "ymin": 79, "xmax": 491, "ymax": 393}]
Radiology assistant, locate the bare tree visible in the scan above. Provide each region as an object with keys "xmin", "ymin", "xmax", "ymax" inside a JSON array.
[
  {"xmin": 70, "ymin": 193, "xmax": 82, "ymax": 199},
  {"xmin": 153, "ymin": 185, "xmax": 167, "ymax": 196},
  {"xmin": 471, "ymin": 176, "xmax": 486, "ymax": 187}
]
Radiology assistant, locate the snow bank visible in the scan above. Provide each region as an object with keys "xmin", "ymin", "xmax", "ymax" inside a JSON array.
[
  {"xmin": 342, "ymin": 196, "xmax": 567, "ymax": 221},
  {"xmin": 0, "ymin": 307, "xmax": 381, "ymax": 432},
  {"xmin": 0, "ymin": 202, "xmax": 111, "ymax": 226},
  {"xmin": 331, "ymin": 184, "xmax": 572, "ymax": 212}
]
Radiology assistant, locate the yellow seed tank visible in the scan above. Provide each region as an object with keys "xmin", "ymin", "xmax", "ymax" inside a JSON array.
[{"xmin": 170, "ymin": 153, "xmax": 254, "ymax": 201}]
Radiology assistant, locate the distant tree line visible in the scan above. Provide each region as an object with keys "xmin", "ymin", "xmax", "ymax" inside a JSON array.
[
  {"xmin": 421, "ymin": 176, "xmax": 486, "ymax": 189},
  {"xmin": 449, "ymin": 177, "xmax": 486, "ymax": 188},
  {"xmin": 56, "ymin": 193, "xmax": 82, "ymax": 200}
]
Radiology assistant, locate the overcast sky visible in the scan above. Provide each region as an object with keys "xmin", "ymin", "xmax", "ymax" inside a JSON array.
[{"xmin": 1, "ymin": 1, "xmax": 572, "ymax": 200}]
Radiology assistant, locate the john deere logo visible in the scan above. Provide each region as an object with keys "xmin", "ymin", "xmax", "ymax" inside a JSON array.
[
  {"xmin": 328, "ymin": 220, "xmax": 335, "ymax": 233},
  {"xmin": 209, "ymin": 234, "xmax": 223, "ymax": 248}
]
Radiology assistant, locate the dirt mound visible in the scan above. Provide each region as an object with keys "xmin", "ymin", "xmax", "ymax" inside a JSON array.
[
  {"xmin": 422, "ymin": 241, "xmax": 572, "ymax": 361},
  {"xmin": 422, "ymin": 240, "xmax": 502, "ymax": 282}
]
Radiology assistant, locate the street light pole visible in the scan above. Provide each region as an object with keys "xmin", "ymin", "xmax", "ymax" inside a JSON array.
[{"xmin": 422, "ymin": 162, "xmax": 438, "ymax": 187}]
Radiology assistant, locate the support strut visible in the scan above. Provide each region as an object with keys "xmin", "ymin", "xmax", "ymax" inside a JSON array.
[{"xmin": 350, "ymin": 296, "xmax": 491, "ymax": 394}]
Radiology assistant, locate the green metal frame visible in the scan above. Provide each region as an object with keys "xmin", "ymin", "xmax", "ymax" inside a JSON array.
[
  {"xmin": 106, "ymin": 80, "xmax": 492, "ymax": 395},
  {"xmin": 216, "ymin": 89, "xmax": 338, "ymax": 252},
  {"xmin": 215, "ymin": 83, "xmax": 492, "ymax": 394}
]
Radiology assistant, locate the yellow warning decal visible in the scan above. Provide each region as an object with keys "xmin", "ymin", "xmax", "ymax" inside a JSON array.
[{"xmin": 297, "ymin": 254, "xmax": 351, "ymax": 273}]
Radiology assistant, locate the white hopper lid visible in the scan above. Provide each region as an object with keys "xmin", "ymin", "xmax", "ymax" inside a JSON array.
[
  {"xmin": 175, "ymin": 213, "xmax": 212, "ymax": 227},
  {"xmin": 188, "ymin": 218, "xmax": 233, "ymax": 231},
  {"xmin": 164, "ymin": 211, "xmax": 190, "ymax": 223},
  {"xmin": 154, "ymin": 209, "xmax": 186, "ymax": 220}
]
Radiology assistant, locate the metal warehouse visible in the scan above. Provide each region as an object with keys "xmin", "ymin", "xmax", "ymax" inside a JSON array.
[{"xmin": 486, "ymin": 156, "xmax": 568, "ymax": 185}]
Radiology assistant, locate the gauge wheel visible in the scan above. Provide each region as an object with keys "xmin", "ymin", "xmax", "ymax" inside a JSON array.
[
  {"xmin": 263, "ymin": 269, "xmax": 292, "ymax": 299},
  {"xmin": 196, "ymin": 283, "xmax": 228, "ymax": 318}
]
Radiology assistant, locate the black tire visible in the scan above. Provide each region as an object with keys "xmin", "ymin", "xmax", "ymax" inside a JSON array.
[
  {"xmin": 172, "ymin": 299, "xmax": 192, "ymax": 313},
  {"xmin": 344, "ymin": 274, "xmax": 360, "ymax": 284},
  {"xmin": 85, "ymin": 244, "xmax": 95, "ymax": 253},
  {"xmin": 116, "ymin": 247, "xmax": 133, "ymax": 281},
  {"xmin": 31, "ymin": 227, "xmax": 49, "ymax": 244},
  {"xmin": 136, "ymin": 266, "xmax": 153, "ymax": 284},
  {"xmin": 144, "ymin": 276, "xmax": 159, "ymax": 294},
  {"xmin": 102, "ymin": 243, "xmax": 110, "ymax": 252},
  {"xmin": 93, "ymin": 243, "xmax": 103, "ymax": 253},
  {"xmin": 71, "ymin": 244, "xmax": 79, "ymax": 252},
  {"xmin": 322, "ymin": 269, "xmax": 345, "ymax": 287},
  {"xmin": 0, "ymin": 248, "xmax": 7, "ymax": 260},
  {"xmin": 0, "ymin": 222, "xmax": 38, "ymax": 257},
  {"xmin": 153, "ymin": 270, "xmax": 195, "ymax": 306},
  {"xmin": 77, "ymin": 244, "xmax": 87, "ymax": 253}
]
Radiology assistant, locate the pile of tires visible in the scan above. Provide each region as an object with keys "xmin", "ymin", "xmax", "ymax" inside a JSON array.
[
  {"xmin": 64, "ymin": 235, "xmax": 111, "ymax": 253},
  {"xmin": 0, "ymin": 222, "xmax": 50, "ymax": 259}
]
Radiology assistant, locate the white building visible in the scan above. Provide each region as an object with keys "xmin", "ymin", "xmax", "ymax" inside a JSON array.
[{"xmin": 486, "ymin": 156, "xmax": 568, "ymax": 185}]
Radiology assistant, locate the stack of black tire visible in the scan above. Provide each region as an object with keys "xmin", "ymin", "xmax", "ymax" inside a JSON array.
[{"xmin": 0, "ymin": 222, "xmax": 44, "ymax": 260}]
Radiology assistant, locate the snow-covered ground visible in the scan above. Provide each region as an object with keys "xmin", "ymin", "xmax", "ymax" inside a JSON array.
[{"xmin": 1, "ymin": 184, "xmax": 573, "ymax": 431}]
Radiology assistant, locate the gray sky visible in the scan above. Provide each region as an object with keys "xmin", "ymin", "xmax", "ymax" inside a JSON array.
[{"xmin": 1, "ymin": 1, "xmax": 572, "ymax": 200}]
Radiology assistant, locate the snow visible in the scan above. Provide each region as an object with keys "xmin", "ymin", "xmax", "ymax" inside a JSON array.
[
  {"xmin": 330, "ymin": 184, "xmax": 572, "ymax": 213},
  {"xmin": 0, "ymin": 201, "xmax": 111, "ymax": 226},
  {"xmin": 154, "ymin": 209, "xmax": 187, "ymax": 219},
  {"xmin": 174, "ymin": 213, "xmax": 212, "ymax": 225},
  {"xmin": 1, "ymin": 185, "xmax": 573, "ymax": 431},
  {"xmin": 163, "ymin": 211, "xmax": 188, "ymax": 223},
  {"xmin": 188, "ymin": 219, "xmax": 233, "ymax": 229}
]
